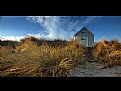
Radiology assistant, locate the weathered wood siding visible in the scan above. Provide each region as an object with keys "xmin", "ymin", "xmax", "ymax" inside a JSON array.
[
  {"xmin": 74, "ymin": 29, "xmax": 94, "ymax": 47},
  {"xmin": 88, "ymin": 33, "xmax": 94, "ymax": 47}
]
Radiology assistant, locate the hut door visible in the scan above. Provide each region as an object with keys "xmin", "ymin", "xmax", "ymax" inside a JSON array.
[{"xmin": 81, "ymin": 35, "xmax": 87, "ymax": 47}]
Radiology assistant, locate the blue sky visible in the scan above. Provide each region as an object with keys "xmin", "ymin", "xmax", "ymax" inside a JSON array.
[{"xmin": 0, "ymin": 16, "xmax": 121, "ymax": 41}]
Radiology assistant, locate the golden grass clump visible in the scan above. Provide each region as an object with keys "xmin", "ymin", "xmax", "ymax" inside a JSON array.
[
  {"xmin": 0, "ymin": 37, "xmax": 86, "ymax": 77},
  {"xmin": 92, "ymin": 39, "xmax": 121, "ymax": 67},
  {"xmin": 1, "ymin": 36, "xmax": 121, "ymax": 76}
]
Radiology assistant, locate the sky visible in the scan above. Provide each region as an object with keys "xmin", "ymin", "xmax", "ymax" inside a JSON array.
[{"xmin": 0, "ymin": 16, "xmax": 121, "ymax": 42}]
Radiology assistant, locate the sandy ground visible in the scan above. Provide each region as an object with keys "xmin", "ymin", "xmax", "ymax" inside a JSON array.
[{"xmin": 69, "ymin": 62, "xmax": 121, "ymax": 77}]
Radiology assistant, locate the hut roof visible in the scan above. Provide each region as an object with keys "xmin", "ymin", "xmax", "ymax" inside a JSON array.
[{"xmin": 74, "ymin": 26, "xmax": 94, "ymax": 36}]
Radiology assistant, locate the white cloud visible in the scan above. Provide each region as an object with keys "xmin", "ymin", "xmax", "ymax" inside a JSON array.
[
  {"xmin": 82, "ymin": 16, "xmax": 102, "ymax": 26},
  {"xmin": 0, "ymin": 16, "xmax": 102, "ymax": 41},
  {"xmin": 27, "ymin": 16, "xmax": 102, "ymax": 40},
  {"xmin": 0, "ymin": 36, "xmax": 25, "ymax": 41},
  {"xmin": 83, "ymin": 17, "xmax": 95, "ymax": 25},
  {"xmin": 27, "ymin": 33, "xmax": 44, "ymax": 38},
  {"xmin": 27, "ymin": 16, "xmax": 70, "ymax": 40},
  {"xmin": 0, "ymin": 32, "xmax": 48, "ymax": 41}
]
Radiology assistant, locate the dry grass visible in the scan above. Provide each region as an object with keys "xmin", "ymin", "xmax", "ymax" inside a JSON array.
[
  {"xmin": 1, "ymin": 37, "xmax": 121, "ymax": 77},
  {"xmin": 0, "ymin": 37, "xmax": 86, "ymax": 77},
  {"xmin": 92, "ymin": 39, "xmax": 121, "ymax": 67}
]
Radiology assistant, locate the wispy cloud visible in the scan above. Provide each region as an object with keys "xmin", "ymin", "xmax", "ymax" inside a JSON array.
[
  {"xmin": 27, "ymin": 16, "xmax": 71, "ymax": 40},
  {"xmin": 0, "ymin": 16, "xmax": 102, "ymax": 41},
  {"xmin": 27, "ymin": 16, "xmax": 102, "ymax": 40}
]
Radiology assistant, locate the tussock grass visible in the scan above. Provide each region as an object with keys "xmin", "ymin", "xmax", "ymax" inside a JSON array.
[
  {"xmin": 92, "ymin": 39, "xmax": 121, "ymax": 67},
  {"xmin": 1, "ymin": 37, "xmax": 121, "ymax": 77},
  {"xmin": 0, "ymin": 37, "xmax": 86, "ymax": 77}
]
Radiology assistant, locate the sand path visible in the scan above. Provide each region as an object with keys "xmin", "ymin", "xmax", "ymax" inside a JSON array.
[{"xmin": 69, "ymin": 62, "xmax": 121, "ymax": 77}]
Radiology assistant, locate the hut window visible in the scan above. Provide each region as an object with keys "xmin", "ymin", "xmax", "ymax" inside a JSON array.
[{"xmin": 81, "ymin": 38, "xmax": 85, "ymax": 40}]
